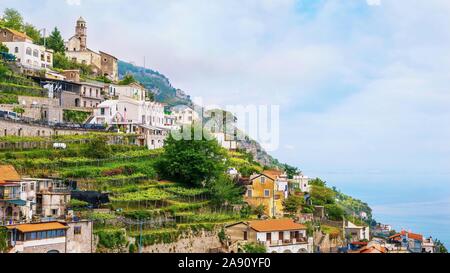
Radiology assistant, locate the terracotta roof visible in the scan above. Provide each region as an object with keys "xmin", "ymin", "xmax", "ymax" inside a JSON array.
[
  {"xmin": 0, "ymin": 165, "xmax": 21, "ymax": 184},
  {"xmin": 359, "ymin": 245, "xmax": 388, "ymax": 254},
  {"xmin": 389, "ymin": 230, "xmax": 423, "ymax": 242},
  {"xmin": 262, "ymin": 170, "xmax": 283, "ymax": 180},
  {"xmin": 249, "ymin": 219, "xmax": 306, "ymax": 232},
  {"xmin": 6, "ymin": 222, "xmax": 68, "ymax": 233}
]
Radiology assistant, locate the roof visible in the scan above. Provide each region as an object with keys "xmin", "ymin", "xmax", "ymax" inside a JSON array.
[
  {"xmin": 1, "ymin": 27, "xmax": 32, "ymax": 41},
  {"xmin": 6, "ymin": 222, "xmax": 69, "ymax": 233},
  {"xmin": 248, "ymin": 219, "xmax": 307, "ymax": 232},
  {"xmin": 0, "ymin": 165, "xmax": 21, "ymax": 184},
  {"xmin": 389, "ymin": 230, "xmax": 423, "ymax": 242},
  {"xmin": 262, "ymin": 169, "xmax": 283, "ymax": 180},
  {"xmin": 77, "ymin": 16, "xmax": 86, "ymax": 23},
  {"xmin": 99, "ymin": 51, "xmax": 118, "ymax": 60},
  {"xmin": 359, "ymin": 245, "xmax": 388, "ymax": 254}
]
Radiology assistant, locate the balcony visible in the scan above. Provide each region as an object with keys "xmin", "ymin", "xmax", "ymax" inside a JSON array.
[
  {"xmin": 259, "ymin": 237, "xmax": 308, "ymax": 247},
  {"xmin": 0, "ymin": 193, "xmax": 21, "ymax": 200}
]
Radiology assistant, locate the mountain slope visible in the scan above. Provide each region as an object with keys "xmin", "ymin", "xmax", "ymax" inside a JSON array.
[{"xmin": 118, "ymin": 61, "xmax": 192, "ymax": 106}]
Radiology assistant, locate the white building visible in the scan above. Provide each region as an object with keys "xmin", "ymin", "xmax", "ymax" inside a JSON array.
[
  {"xmin": 108, "ymin": 83, "xmax": 147, "ymax": 101},
  {"xmin": 171, "ymin": 105, "xmax": 200, "ymax": 125},
  {"xmin": 422, "ymin": 237, "xmax": 436, "ymax": 253},
  {"xmin": 226, "ymin": 219, "xmax": 313, "ymax": 253},
  {"xmin": 92, "ymin": 98, "xmax": 168, "ymax": 149},
  {"xmin": 344, "ymin": 221, "xmax": 370, "ymax": 242},
  {"xmin": 290, "ymin": 173, "xmax": 311, "ymax": 193},
  {"xmin": 4, "ymin": 41, "xmax": 53, "ymax": 70}
]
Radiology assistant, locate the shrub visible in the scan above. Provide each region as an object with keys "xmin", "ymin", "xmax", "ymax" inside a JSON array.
[
  {"xmin": 242, "ymin": 243, "xmax": 266, "ymax": 253},
  {"xmin": 95, "ymin": 229, "xmax": 128, "ymax": 250}
]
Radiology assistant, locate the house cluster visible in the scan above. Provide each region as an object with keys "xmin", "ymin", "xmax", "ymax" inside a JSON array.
[
  {"xmin": 346, "ymin": 228, "xmax": 440, "ymax": 253},
  {"xmin": 0, "ymin": 164, "xmax": 93, "ymax": 253},
  {"xmin": 1, "ymin": 18, "xmax": 232, "ymax": 151},
  {"xmin": 224, "ymin": 170, "xmax": 315, "ymax": 253}
]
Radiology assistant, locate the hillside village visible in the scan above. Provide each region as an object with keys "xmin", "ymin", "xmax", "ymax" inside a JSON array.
[{"xmin": 0, "ymin": 9, "xmax": 446, "ymax": 254}]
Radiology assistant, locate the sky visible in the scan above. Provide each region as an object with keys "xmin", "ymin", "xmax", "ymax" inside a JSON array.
[{"xmin": 1, "ymin": 0, "xmax": 450, "ymax": 243}]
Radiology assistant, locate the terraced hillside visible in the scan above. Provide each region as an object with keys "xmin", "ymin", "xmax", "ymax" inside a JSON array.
[{"xmin": 0, "ymin": 134, "xmax": 261, "ymax": 252}]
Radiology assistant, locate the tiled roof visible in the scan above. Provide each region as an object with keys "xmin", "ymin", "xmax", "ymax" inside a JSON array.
[
  {"xmin": 1, "ymin": 27, "xmax": 32, "ymax": 41},
  {"xmin": 359, "ymin": 245, "xmax": 388, "ymax": 253},
  {"xmin": 0, "ymin": 165, "xmax": 21, "ymax": 183},
  {"xmin": 389, "ymin": 230, "xmax": 423, "ymax": 242},
  {"xmin": 6, "ymin": 222, "xmax": 68, "ymax": 233},
  {"xmin": 262, "ymin": 170, "xmax": 283, "ymax": 180},
  {"xmin": 249, "ymin": 219, "xmax": 306, "ymax": 232}
]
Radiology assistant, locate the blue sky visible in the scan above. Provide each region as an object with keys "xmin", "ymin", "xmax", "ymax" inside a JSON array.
[{"xmin": 2, "ymin": 0, "xmax": 450, "ymax": 241}]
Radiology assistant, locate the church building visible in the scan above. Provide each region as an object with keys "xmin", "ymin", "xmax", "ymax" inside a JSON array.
[{"xmin": 65, "ymin": 17, "xmax": 119, "ymax": 82}]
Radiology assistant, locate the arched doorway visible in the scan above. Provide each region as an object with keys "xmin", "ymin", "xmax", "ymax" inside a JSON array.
[
  {"xmin": 75, "ymin": 98, "xmax": 80, "ymax": 107},
  {"xmin": 297, "ymin": 248, "xmax": 308, "ymax": 253},
  {"xmin": 283, "ymin": 249, "xmax": 292, "ymax": 253},
  {"xmin": 47, "ymin": 250, "xmax": 60, "ymax": 253}
]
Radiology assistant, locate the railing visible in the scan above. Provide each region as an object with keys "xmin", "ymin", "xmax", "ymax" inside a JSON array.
[
  {"xmin": 0, "ymin": 193, "xmax": 21, "ymax": 200},
  {"xmin": 259, "ymin": 237, "xmax": 308, "ymax": 247}
]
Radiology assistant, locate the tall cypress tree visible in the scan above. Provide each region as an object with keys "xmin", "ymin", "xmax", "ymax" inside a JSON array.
[{"xmin": 46, "ymin": 27, "xmax": 65, "ymax": 54}]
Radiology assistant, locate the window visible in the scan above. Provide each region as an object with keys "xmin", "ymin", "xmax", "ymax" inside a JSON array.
[
  {"xmin": 243, "ymin": 231, "xmax": 248, "ymax": 241},
  {"xmin": 26, "ymin": 47, "xmax": 32, "ymax": 55},
  {"xmin": 247, "ymin": 190, "xmax": 252, "ymax": 197},
  {"xmin": 100, "ymin": 108, "xmax": 105, "ymax": 115},
  {"xmin": 3, "ymin": 31, "xmax": 6, "ymax": 37},
  {"xmin": 30, "ymin": 183, "xmax": 35, "ymax": 191},
  {"xmin": 74, "ymin": 226, "xmax": 82, "ymax": 235},
  {"xmin": 21, "ymin": 184, "xmax": 26, "ymax": 192},
  {"xmin": 260, "ymin": 177, "xmax": 266, "ymax": 184},
  {"xmin": 14, "ymin": 47, "xmax": 19, "ymax": 53},
  {"xmin": 266, "ymin": 233, "xmax": 272, "ymax": 241},
  {"xmin": 264, "ymin": 189, "xmax": 270, "ymax": 197}
]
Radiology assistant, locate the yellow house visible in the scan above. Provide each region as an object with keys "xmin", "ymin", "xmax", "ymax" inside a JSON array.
[{"xmin": 244, "ymin": 170, "xmax": 286, "ymax": 218}]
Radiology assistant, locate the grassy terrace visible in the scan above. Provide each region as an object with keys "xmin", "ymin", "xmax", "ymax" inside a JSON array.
[{"xmin": 0, "ymin": 136, "xmax": 259, "ymax": 251}]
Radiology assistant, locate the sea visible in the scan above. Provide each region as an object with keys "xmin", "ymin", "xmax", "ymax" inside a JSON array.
[{"xmin": 305, "ymin": 171, "xmax": 450, "ymax": 248}]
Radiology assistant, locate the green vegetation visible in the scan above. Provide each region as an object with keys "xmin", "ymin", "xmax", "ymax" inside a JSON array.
[
  {"xmin": 283, "ymin": 194, "xmax": 304, "ymax": 214},
  {"xmin": 94, "ymin": 228, "xmax": 128, "ymax": 251},
  {"xmin": 155, "ymin": 125, "xmax": 228, "ymax": 187},
  {"xmin": 46, "ymin": 27, "xmax": 65, "ymax": 54},
  {"xmin": 63, "ymin": 109, "xmax": 91, "ymax": 123},
  {"xmin": 2, "ymin": 8, "xmax": 24, "ymax": 31},
  {"xmin": 70, "ymin": 199, "xmax": 89, "ymax": 209},
  {"xmin": 53, "ymin": 52, "xmax": 93, "ymax": 75},
  {"xmin": 85, "ymin": 137, "xmax": 112, "ymax": 159},
  {"xmin": 241, "ymin": 243, "xmax": 267, "ymax": 253},
  {"xmin": 0, "ymin": 227, "xmax": 8, "ymax": 253},
  {"xmin": 118, "ymin": 74, "xmax": 136, "ymax": 85},
  {"xmin": 0, "ymin": 43, "xmax": 8, "ymax": 53}
]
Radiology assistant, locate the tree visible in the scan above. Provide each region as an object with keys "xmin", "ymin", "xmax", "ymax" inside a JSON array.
[
  {"xmin": 309, "ymin": 178, "xmax": 327, "ymax": 187},
  {"xmin": 85, "ymin": 136, "xmax": 112, "ymax": 159},
  {"xmin": 46, "ymin": 27, "xmax": 65, "ymax": 53},
  {"xmin": 324, "ymin": 204, "xmax": 345, "ymax": 221},
  {"xmin": 209, "ymin": 175, "xmax": 243, "ymax": 206},
  {"xmin": 310, "ymin": 184, "xmax": 336, "ymax": 205},
  {"xmin": 435, "ymin": 239, "xmax": 448, "ymax": 253},
  {"xmin": 0, "ymin": 43, "xmax": 8, "ymax": 53},
  {"xmin": 253, "ymin": 204, "xmax": 266, "ymax": 219},
  {"xmin": 241, "ymin": 243, "xmax": 266, "ymax": 253},
  {"xmin": 283, "ymin": 164, "xmax": 299, "ymax": 179},
  {"xmin": 2, "ymin": 8, "xmax": 24, "ymax": 31},
  {"xmin": 23, "ymin": 23, "xmax": 42, "ymax": 44},
  {"xmin": 283, "ymin": 195, "xmax": 304, "ymax": 214},
  {"xmin": 12, "ymin": 106, "xmax": 25, "ymax": 117},
  {"xmin": 119, "ymin": 74, "xmax": 136, "ymax": 85},
  {"xmin": 154, "ymin": 125, "xmax": 228, "ymax": 187}
]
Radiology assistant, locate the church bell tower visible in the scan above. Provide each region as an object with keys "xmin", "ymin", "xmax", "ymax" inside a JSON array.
[{"xmin": 76, "ymin": 17, "xmax": 87, "ymax": 51}]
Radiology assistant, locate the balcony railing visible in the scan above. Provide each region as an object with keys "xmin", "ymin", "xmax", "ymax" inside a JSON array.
[
  {"xmin": 0, "ymin": 193, "xmax": 21, "ymax": 200},
  {"xmin": 259, "ymin": 237, "xmax": 308, "ymax": 247}
]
